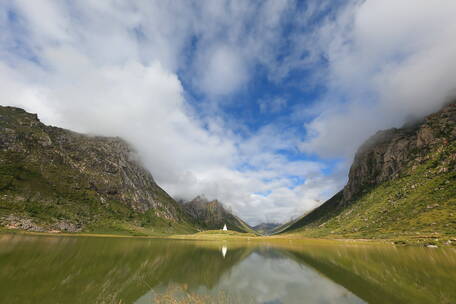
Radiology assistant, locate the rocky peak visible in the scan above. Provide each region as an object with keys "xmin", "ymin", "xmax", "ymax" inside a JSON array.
[
  {"xmin": 0, "ymin": 105, "xmax": 188, "ymax": 230},
  {"xmin": 184, "ymin": 196, "xmax": 225, "ymax": 217},
  {"xmin": 343, "ymin": 102, "xmax": 456, "ymax": 203},
  {"xmin": 182, "ymin": 195, "xmax": 252, "ymax": 232}
]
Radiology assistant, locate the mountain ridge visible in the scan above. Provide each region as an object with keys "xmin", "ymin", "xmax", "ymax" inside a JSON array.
[
  {"xmin": 279, "ymin": 102, "xmax": 456, "ymax": 242},
  {"xmin": 182, "ymin": 195, "xmax": 255, "ymax": 233},
  {"xmin": 0, "ymin": 105, "xmax": 197, "ymax": 234}
]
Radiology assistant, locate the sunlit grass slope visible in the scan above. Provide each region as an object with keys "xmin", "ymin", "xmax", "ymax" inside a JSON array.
[{"xmin": 281, "ymin": 146, "xmax": 456, "ymax": 245}]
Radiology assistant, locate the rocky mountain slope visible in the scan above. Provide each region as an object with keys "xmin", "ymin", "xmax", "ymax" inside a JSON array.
[
  {"xmin": 182, "ymin": 196, "xmax": 255, "ymax": 233},
  {"xmin": 0, "ymin": 106, "xmax": 197, "ymax": 234},
  {"xmin": 280, "ymin": 102, "xmax": 456, "ymax": 243}
]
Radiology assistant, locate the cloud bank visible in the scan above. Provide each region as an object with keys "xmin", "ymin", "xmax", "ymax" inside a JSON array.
[
  {"xmin": 1, "ymin": 0, "xmax": 455, "ymax": 224},
  {"xmin": 299, "ymin": 0, "xmax": 456, "ymax": 157}
]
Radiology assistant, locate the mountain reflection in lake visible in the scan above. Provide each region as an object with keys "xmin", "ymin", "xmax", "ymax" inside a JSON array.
[{"xmin": 0, "ymin": 234, "xmax": 455, "ymax": 304}]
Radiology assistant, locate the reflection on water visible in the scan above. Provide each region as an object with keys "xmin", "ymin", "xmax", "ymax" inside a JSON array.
[{"xmin": 0, "ymin": 234, "xmax": 455, "ymax": 304}]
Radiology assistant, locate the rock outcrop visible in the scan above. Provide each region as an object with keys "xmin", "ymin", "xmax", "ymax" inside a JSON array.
[
  {"xmin": 279, "ymin": 101, "xmax": 456, "ymax": 238},
  {"xmin": 0, "ymin": 106, "xmax": 193, "ymax": 233},
  {"xmin": 182, "ymin": 196, "xmax": 254, "ymax": 233},
  {"xmin": 343, "ymin": 102, "xmax": 456, "ymax": 203}
]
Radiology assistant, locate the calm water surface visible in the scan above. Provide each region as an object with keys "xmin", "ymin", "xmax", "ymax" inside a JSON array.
[{"xmin": 0, "ymin": 234, "xmax": 455, "ymax": 303}]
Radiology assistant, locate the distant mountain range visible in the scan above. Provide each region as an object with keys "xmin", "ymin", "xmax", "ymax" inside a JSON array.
[
  {"xmin": 277, "ymin": 102, "xmax": 456, "ymax": 241},
  {"xmin": 253, "ymin": 223, "xmax": 280, "ymax": 234}
]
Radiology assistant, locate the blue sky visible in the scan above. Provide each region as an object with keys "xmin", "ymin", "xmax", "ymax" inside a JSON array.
[{"xmin": 1, "ymin": 0, "xmax": 455, "ymax": 224}]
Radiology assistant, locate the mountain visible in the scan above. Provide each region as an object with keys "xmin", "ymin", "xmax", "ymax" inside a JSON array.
[
  {"xmin": 182, "ymin": 196, "xmax": 255, "ymax": 233},
  {"xmin": 253, "ymin": 223, "xmax": 280, "ymax": 234},
  {"xmin": 0, "ymin": 106, "xmax": 197, "ymax": 234},
  {"xmin": 280, "ymin": 102, "xmax": 456, "ymax": 242}
]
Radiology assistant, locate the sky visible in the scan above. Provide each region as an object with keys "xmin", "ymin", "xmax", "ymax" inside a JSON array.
[{"xmin": 1, "ymin": 0, "xmax": 456, "ymax": 225}]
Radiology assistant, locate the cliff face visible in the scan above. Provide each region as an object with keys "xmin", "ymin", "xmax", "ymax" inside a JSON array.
[
  {"xmin": 0, "ymin": 106, "xmax": 194, "ymax": 233},
  {"xmin": 343, "ymin": 102, "xmax": 456, "ymax": 203},
  {"xmin": 280, "ymin": 102, "xmax": 456, "ymax": 240},
  {"xmin": 182, "ymin": 196, "xmax": 254, "ymax": 233}
]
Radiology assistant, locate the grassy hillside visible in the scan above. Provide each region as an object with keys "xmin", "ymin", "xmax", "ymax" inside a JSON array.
[
  {"xmin": 283, "ymin": 150, "xmax": 455, "ymax": 243},
  {"xmin": 280, "ymin": 103, "xmax": 456, "ymax": 245},
  {"xmin": 0, "ymin": 154, "xmax": 197, "ymax": 236},
  {"xmin": 0, "ymin": 106, "xmax": 198, "ymax": 235}
]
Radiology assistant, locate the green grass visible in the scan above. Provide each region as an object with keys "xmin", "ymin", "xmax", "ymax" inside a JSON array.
[
  {"xmin": 166, "ymin": 229, "xmax": 258, "ymax": 240},
  {"xmin": 0, "ymin": 106, "xmax": 198, "ymax": 236},
  {"xmin": 195, "ymin": 230, "xmax": 256, "ymax": 236},
  {"xmin": 0, "ymin": 157, "xmax": 197, "ymax": 236},
  {"xmin": 283, "ymin": 142, "xmax": 456, "ymax": 246}
]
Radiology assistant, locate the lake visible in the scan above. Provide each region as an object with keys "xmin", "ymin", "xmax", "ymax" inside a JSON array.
[{"xmin": 0, "ymin": 234, "xmax": 455, "ymax": 304}]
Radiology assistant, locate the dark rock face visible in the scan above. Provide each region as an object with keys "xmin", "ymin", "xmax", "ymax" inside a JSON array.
[
  {"xmin": 0, "ymin": 106, "xmax": 188, "ymax": 230},
  {"xmin": 182, "ymin": 196, "xmax": 253, "ymax": 233},
  {"xmin": 343, "ymin": 102, "xmax": 456, "ymax": 203}
]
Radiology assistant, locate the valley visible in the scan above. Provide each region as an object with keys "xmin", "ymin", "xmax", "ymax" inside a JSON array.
[{"xmin": 1, "ymin": 103, "xmax": 455, "ymax": 247}]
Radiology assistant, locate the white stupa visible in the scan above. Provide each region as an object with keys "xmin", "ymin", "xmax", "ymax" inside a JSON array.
[{"xmin": 222, "ymin": 224, "xmax": 227, "ymax": 231}]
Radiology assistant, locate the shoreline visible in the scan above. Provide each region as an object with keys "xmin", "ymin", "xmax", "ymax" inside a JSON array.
[{"xmin": 2, "ymin": 228, "xmax": 450, "ymax": 247}]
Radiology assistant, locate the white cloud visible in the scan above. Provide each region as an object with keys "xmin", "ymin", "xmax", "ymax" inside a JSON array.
[
  {"xmin": 299, "ymin": 0, "xmax": 456, "ymax": 158},
  {"xmin": 2, "ymin": 0, "xmax": 453, "ymax": 226},
  {"xmin": 197, "ymin": 45, "xmax": 248, "ymax": 96},
  {"xmin": 0, "ymin": 0, "xmax": 337, "ymax": 225}
]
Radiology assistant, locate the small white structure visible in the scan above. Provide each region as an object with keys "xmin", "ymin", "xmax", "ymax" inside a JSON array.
[{"xmin": 222, "ymin": 224, "xmax": 227, "ymax": 231}]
